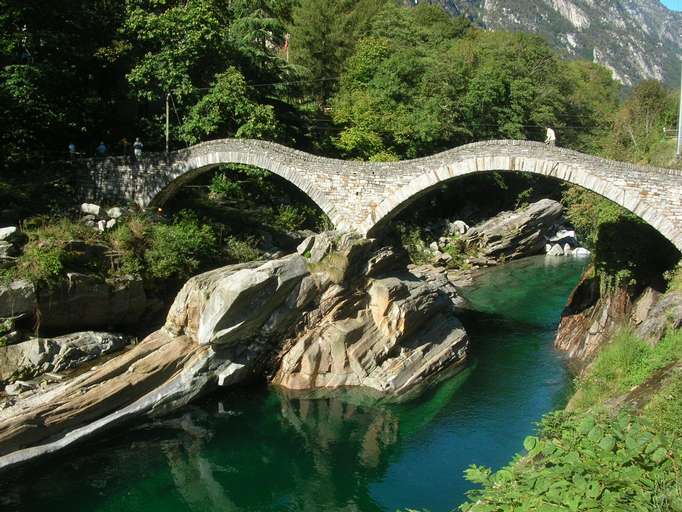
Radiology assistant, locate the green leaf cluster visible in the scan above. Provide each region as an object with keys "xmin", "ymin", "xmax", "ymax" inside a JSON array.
[{"xmin": 461, "ymin": 411, "xmax": 682, "ymax": 512}]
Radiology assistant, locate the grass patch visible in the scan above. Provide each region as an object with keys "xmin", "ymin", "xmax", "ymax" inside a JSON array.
[
  {"xmin": 572, "ymin": 329, "xmax": 682, "ymax": 411},
  {"xmin": 642, "ymin": 372, "xmax": 682, "ymax": 439}
]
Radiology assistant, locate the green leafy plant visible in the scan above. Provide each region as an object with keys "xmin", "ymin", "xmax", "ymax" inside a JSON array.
[
  {"xmin": 461, "ymin": 411, "xmax": 682, "ymax": 511},
  {"xmin": 225, "ymin": 236, "xmax": 261, "ymax": 263},
  {"xmin": 144, "ymin": 211, "xmax": 217, "ymax": 281}
]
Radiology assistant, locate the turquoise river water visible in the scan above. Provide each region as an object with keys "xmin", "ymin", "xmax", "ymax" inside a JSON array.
[{"xmin": 0, "ymin": 255, "xmax": 587, "ymax": 512}]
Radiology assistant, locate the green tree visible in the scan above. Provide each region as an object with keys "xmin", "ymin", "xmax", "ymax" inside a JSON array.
[
  {"xmin": 288, "ymin": 0, "xmax": 353, "ymax": 102},
  {"xmin": 179, "ymin": 67, "xmax": 281, "ymax": 143},
  {"xmin": 603, "ymin": 80, "xmax": 679, "ymax": 165}
]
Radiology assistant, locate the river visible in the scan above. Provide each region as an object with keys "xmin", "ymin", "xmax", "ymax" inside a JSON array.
[{"xmin": 0, "ymin": 255, "xmax": 587, "ymax": 512}]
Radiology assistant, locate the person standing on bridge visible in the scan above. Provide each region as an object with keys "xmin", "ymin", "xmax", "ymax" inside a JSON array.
[
  {"xmin": 545, "ymin": 127, "xmax": 556, "ymax": 146},
  {"xmin": 96, "ymin": 141, "xmax": 108, "ymax": 157},
  {"xmin": 133, "ymin": 137, "xmax": 143, "ymax": 159},
  {"xmin": 68, "ymin": 143, "xmax": 76, "ymax": 159}
]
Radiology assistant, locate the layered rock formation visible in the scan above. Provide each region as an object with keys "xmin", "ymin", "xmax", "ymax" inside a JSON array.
[
  {"xmin": 462, "ymin": 199, "xmax": 564, "ymax": 261},
  {"xmin": 0, "ymin": 234, "xmax": 469, "ymax": 469},
  {"xmin": 0, "ymin": 332, "xmax": 132, "ymax": 385},
  {"xmin": 0, "ymin": 274, "xmax": 147, "ymax": 336},
  {"xmin": 555, "ymin": 271, "xmax": 682, "ymax": 369}
]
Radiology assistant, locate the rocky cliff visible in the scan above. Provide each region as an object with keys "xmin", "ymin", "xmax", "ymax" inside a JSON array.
[
  {"xmin": 0, "ymin": 233, "xmax": 469, "ymax": 469},
  {"xmin": 416, "ymin": 0, "xmax": 682, "ymax": 87},
  {"xmin": 555, "ymin": 269, "xmax": 682, "ymax": 369}
]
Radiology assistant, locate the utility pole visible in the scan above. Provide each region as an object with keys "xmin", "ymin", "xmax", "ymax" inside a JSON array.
[
  {"xmin": 677, "ymin": 60, "xmax": 682, "ymax": 160},
  {"xmin": 166, "ymin": 92, "xmax": 171, "ymax": 155}
]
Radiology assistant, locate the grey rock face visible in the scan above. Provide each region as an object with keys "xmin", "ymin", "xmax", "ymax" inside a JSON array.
[
  {"xmin": 0, "ymin": 332, "xmax": 131, "ymax": 383},
  {"xmin": 37, "ymin": 274, "xmax": 146, "ymax": 332},
  {"xmin": 635, "ymin": 292, "xmax": 682, "ymax": 345},
  {"xmin": 0, "ymin": 280, "xmax": 35, "ymax": 318},
  {"xmin": 463, "ymin": 199, "xmax": 564, "ymax": 260}
]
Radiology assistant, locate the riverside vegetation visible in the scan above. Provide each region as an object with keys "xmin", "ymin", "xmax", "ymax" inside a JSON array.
[{"xmin": 2, "ymin": 0, "xmax": 682, "ymax": 510}]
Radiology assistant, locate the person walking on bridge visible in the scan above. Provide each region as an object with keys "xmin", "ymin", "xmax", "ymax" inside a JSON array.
[
  {"xmin": 545, "ymin": 127, "xmax": 556, "ymax": 146},
  {"xmin": 133, "ymin": 137, "xmax": 144, "ymax": 159},
  {"xmin": 96, "ymin": 141, "xmax": 108, "ymax": 157}
]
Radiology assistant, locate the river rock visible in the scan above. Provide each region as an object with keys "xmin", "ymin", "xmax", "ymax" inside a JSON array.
[
  {"xmin": 573, "ymin": 248, "xmax": 591, "ymax": 257},
  {"xmin": 0, "ymin": 236, "xmax": 471, "ymax": 470},
  {"xmin": 80, "ymin": 203, "xmax": 101, "ymax": 216},
  {"xmin": 166, "ymin": 255, "xmax": 308, "ymax": 346},
  {"xmin": 0, "ymin": 280, "xmax": 35, "ymax": 318},
  {"xmin": 463, "ymin": 199, "xmax": 564, "ymax": 260},
  {"xmin": 0, "ymin": 227, "xmax": 17, "ymax": 242},
  {"xmin": 0, "ymin": 332, "xmax": 132, "ymax": 384},
  {"xmin": 547, "ymin": 244, "xmax": 564, "ymax": 256}
]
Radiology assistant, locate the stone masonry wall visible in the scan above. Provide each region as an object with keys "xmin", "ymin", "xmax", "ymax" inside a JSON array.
[{"xmin": 74, "ymin": 139, "xmax": 682, "ymax": 252}]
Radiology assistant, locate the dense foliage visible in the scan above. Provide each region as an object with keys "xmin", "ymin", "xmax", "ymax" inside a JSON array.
[{"xmin": 461, "ymin": 411, "xmax": 682, "ymax": 511}]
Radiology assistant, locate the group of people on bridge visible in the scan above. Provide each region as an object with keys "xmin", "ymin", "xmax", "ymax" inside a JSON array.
[{"xmin": 68, "ymin": 137, "xmax": 144, "ymax": 159}]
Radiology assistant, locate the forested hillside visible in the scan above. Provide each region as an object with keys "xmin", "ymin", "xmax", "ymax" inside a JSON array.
[{"xmin": 416, "ymin": 0, "xmax": 682, "ymax": 88}]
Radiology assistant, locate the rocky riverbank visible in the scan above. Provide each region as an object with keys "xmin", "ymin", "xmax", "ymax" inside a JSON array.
[
  {"xmin": 0, "ymin": 197, "xmax": 588, "ymax": 469},
  {"xmin": 0, "ymin": 233, "xmax": 470, "ymax": 469}
]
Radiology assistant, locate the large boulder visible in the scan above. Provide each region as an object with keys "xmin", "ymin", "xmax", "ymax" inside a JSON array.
[
  {"xmin": 272, "ymin": 272, "xmax": 468, "ymax": 397},
  {"xmin": 0, "ymin": 332, "xmax": 131, "ymax": 384},
  {"xmin": 165, "ymin": 255, "xmax": 308, "ymax": 346},
  {"xmin": 463, "ymin": 199, "xmax": 564, "ymax": 260}
]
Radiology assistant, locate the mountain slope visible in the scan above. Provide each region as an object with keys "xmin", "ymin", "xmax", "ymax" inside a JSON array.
[{"xmin": 416, "ymin": 0, "xmax": 682, "ymax": 87}]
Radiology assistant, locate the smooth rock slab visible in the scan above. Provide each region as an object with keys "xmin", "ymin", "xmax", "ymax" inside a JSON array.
[
  {"xmin": 0, "ymin": 332, "xmax": 132, "ymax": 383},
  {"xmin": 0, "ymin": 227, "xmax": 17, "ymax": 242}
]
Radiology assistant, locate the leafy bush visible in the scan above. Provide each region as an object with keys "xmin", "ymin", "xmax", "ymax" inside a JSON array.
[
  {"xmin": 273, "ymin": 205, "xmax": 309, "ymax": 231},
  {"xmin": 443, "ymin": 235, "xmax": 471, "ymax": 270},
  {"xmin": 225, "ymin": 236, "xmax": 261, "ymax": 263},
  {"xmin": 394, "ymin": 223, "xmax": 432, "ymax": 265},
  {"xmin": 461, "ymin": 411, "xmax": 682, "ymax": 511},
  {"xmin": 144, "ymin": 211, "xmax": 217, "ymax": 281},
  {"xmin": 1, "ymin": 217, "xmax": 104, "ymax": 286},
  {"xmin": 209, "ymin": 172, "xmax": 245, "ymax": 200}
]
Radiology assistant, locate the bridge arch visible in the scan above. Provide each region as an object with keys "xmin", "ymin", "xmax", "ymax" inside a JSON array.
[
  {"xmin": 359, "ymin": 143, "xmax": 682, "ymax": 253},
  {"xmin": 143, "ymin": 140, "xmax": 339, "ymax": 225}
]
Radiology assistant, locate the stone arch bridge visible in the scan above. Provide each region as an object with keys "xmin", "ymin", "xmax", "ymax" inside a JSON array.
[{"xmin": 77, "ymin": 139, "xmax": 682, "ymax": 252}]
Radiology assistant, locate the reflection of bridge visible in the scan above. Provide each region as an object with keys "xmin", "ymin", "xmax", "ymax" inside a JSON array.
[{"xmin": 78, "ymin": 139, "xmax": 682, "ymax": 251}]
